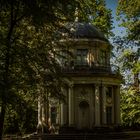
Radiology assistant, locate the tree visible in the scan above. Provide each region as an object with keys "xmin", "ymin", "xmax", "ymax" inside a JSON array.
[
  {"xmin": 4, "ymin": 92, "xmax": 37, "ymax": 134},
  {"xmin": 87, "ymin": 0, "xmax": 113, "ymax": 37},
  {"xmin": 113, "ymin": 0, "xmax": 140, "ymax": 127},
  {"xmin": 0, "ymin": 0, "xmax": 80, "ymax": 138},
  {"xmin": 117, "ymin": 0, "xmax": 140, "ymax": 42},
  {"xmin": 113, "ymin": 37, "xmax": 140, "ymax": 127},
  {"xmin": 72, "ymin": 0, "xmax": 113, "ymax": 37},
  {"xmin": 0, "ymin": 0, "xmax": 114, "ymax": 137},
  {"xmin": 121, "ymin": 87, "xmax": 140, "ymax": 127}
]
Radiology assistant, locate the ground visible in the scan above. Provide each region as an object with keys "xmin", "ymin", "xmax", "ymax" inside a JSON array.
[{"xmin": 2, "ymin": 130, "xmax": 140, "ymax": 140}]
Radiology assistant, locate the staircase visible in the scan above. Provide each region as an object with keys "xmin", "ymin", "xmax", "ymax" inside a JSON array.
[{"xmin": 3, "ymin": 131, "xmax": 140, "ymax": 140}]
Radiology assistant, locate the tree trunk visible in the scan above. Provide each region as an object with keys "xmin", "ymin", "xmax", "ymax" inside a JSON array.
[
  {"xmin": 0, "ymin": 102, "xmax": 6, "ymax": 140},
  {"xmin": 37, "ymin": 95, "xmax": 43, "ymax": 133},
  {"xmin": 134, "ymin": 73, "xmax": 139, "ymax": 91},
  {"xmin": 46, "ymin": 92, "xmax": 50, "ymax": 128},
  {"xmin": 0, "ymin": 1, "xmax": 15, "ymax": 138},
  {"xmin": 0, "ymin": 42, "xmax": 11, "ymax": 139},
  {"xmin": 42, "ymin": 95, "xmax": 49, "ymax": 133}
]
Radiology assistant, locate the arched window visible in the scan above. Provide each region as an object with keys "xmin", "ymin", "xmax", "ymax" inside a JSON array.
[{"xmin": 79, "ymin": 101, "xmax": 89, "ymax": 109}]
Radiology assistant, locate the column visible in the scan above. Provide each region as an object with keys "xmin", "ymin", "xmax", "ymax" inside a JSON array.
[
  {"xmin": 60, "ymin": 103, "xmax": 64, "ymax": 125},
  {"xmin": 114, "ymin": 86, "xmax": 120, "ymax": 125},
  {"xmin": 60, "ymin": 88, "xmax": 68, "ymax": 126},
  {"xmin": 37, "ymin": 94, "xmax": 43, "ymax": 133},
  {"xmin": 56, "ymin": 106, "xmax": 59, "ymax": 124},
  {"xmin": 91, "ymin": 88, "xmax": 95, "ymax": 128},
  {"xmin": 95, "ymin": 85, "xmax": 100, "ymax": 126},
  {"xmin": 102, "ymin": 86, "xmax": 106, "ymax": 124},
  {"xmin": 68, "ymin": 85, "xmax": 74, "ymax": 126}
]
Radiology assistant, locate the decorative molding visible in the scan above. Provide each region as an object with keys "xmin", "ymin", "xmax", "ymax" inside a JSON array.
[{"xmin": 76, "ymin": 88, "xmax": 89, "ymax": 100}]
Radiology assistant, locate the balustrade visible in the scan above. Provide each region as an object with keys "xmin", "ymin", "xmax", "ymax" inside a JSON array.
[{"xmin": 61, "ymin": 63, "xmax": 120, "ymax": 75}]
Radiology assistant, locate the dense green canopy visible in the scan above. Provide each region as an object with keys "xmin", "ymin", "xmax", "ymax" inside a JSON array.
[
  {"xmin": 0, "ymin": 0, "xmax": 113, "ymax": 137},
  {"xmin": 115, "ymin": 0, "xmax": 140, "ymax": 127}
]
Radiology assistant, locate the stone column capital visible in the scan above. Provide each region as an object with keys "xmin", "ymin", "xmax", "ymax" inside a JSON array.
[
  {"xmin": 95, "ymin": 84, "xmax": 99, "ymax": 87},
  {"xmin": 69, "ymin": 84, "xmax": 73, "ymax": 88}
]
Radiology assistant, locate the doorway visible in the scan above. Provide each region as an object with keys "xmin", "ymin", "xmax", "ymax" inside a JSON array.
[{"xmin": 78, "ymin": 101, "xmax": 90, "ymax": 129}]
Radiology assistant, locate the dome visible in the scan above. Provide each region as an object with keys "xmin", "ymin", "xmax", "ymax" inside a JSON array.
[{"xmin": 61, "ymin": 22, "xmax": 108, "ymax": 41}]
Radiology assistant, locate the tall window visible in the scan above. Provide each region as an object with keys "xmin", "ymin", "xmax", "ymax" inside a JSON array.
[
  {"xmin": 106, "ymin": 87, "xmax": 112, "ymax": 124},
  {"xmin": 106, "ymin": 87, "xmax": 112, "ymax": 98},
  {"xmin": 106, "ymin": 87, "xmax": 112, "ymax": 104},
  {"xmin": 100, "ymin": 50, "xmax": 107, "ymax": 65},
  {"xmin": 51, "ymin": 107, "xmax": 57, "ymax": 124},
  {"xmin": 76, "ymin": 49, "xmax": 88, "ymax": 65},
  {"xmin": 106, "ymin": 106, "xmax": 112, "ymax": 124}
]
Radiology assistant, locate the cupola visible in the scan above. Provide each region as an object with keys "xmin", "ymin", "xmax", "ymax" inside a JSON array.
[
  {"xmin": 58, "ymin": 22, "xmax": 116, "ymax": 74},
  {"xmin": 62, "ymin": 22, "xmax": 108, "ymax": 41}
]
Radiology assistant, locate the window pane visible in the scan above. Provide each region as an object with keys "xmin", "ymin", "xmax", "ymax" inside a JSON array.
[
  {"xmin": 51, "ymin": 107, "xmax": 57, "ymax": 124},
  {"xmin": 106, "ymin": 87, "xmax": 112, "ymax": 98},
  {"xmin": 100, "ymin": 50, "xmax": 107, "ymax": 65},
  {"xmin": 106, "ymin": 107, "xmax": 112, "ymax": 124},
  {"xmin": 76, "ymin": 49, "xmax": 88, "ymax": 65}
]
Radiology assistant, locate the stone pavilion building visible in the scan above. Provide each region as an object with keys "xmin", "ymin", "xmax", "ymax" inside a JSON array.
[
  {"xmin": 36, "ymin": 22, "xmax": 122, "ymax": 133},
  {"xmin": 53, "ymin": 22, "xmax": 122, "ymax": 130}
]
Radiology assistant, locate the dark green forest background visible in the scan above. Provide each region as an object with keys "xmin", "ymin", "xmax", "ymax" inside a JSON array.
[{"xmin": 0, "ymin": 0, "xmax": 140, "ymax": 138}]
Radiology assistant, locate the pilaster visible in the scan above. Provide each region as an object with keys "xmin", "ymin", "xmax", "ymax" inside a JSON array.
[
  {"xmin": 68, "ymin": 84, "xmax": 74, "ymax": 126},
  {"xmin": 102, "ymin": 86, "xmax": 106, "ymax": 124},
  {"xmin": 60, "ymin": 103, "xmax": 64, "ymax": 125},
  {"xmin": 95, "ymin": 85, "xmax": 100, "ymax": 126}
]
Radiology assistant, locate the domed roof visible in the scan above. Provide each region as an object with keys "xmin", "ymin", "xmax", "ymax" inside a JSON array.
[{"xmin": 61, "ymin": 22, "xmax": 108, "ymax": 41}]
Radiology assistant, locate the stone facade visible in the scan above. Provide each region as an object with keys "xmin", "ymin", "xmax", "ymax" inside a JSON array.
[
  {"xmin": 37, "ymin": 23, "xmax": 122, "ymax": 131},
  {"xmin": 57, "ymin": 23, "xmax": 122, "ymax": 129},
  {"xmin": 60, "ymin": 82, "xmax": 121, "ymax": 129}
]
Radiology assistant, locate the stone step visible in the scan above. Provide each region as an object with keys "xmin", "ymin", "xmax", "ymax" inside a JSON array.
[
  {"xmin": 3, "ymin": 131, "xmax": 140, "ymax": 140},
  {"xmin": 29, "ymin": 133, "xmax": 130, "ymax": 140}
]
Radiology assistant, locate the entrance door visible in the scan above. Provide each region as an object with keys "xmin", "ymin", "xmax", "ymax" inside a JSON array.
[{"xmin": 78, "ymin": 101, "xmax": 90, "ymax": 129}]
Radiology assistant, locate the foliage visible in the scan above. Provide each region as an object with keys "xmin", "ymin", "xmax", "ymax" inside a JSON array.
[
  {"xmin": 115, "ymin": 0, "xmax": 140, "ymax": 127},
  {"xmin": 121, "ymin": 87, "xmax": 140, "ymax": 126},
  {"xmin": 4, "ymin": 92, "xmax": 37, "ymax": 134},
  {"xmin": 113, "ymin": 37, "xmax": 140, "ymax": 127},
  {"xmin": 117, "ymin": 0, "xmax": 140, "ymax": 42},
  {"xmin": 77, "ymin": 0, "xmax": 113, "ymax": 37},
  {"xmin": 0, "ymin": 0, "xmax": 114, "ymax": 136},
  {"xmin": 0, "ymin": 0, "xmax": 80, "ymax": 136}
]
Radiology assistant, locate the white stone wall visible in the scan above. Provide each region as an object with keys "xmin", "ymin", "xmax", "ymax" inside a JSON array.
[{"xmin": 59, "ymin": 82, "xmax": 121, "ymax": 129}]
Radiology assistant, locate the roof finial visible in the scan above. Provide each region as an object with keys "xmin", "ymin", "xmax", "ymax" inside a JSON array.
[{"xmin": 75, "ymin": 7, "xmax": 79, "ymax": 22}]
